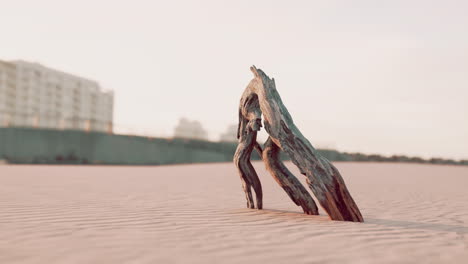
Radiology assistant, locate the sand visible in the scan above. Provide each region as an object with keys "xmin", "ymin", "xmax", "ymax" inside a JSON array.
[{"xmin": 1, "ymin": 162, "xmax": 467, "ymax": 263}]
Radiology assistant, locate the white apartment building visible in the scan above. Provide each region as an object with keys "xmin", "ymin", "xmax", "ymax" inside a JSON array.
[
  {"xmin": 173, "ymin": 118, "xmax": 208, "ymax": 140},
  {"xmin": 0, "ymin": 60, "xmax": 113, "ymax": 132}
]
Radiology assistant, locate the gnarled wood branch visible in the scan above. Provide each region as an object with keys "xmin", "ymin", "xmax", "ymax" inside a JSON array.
[
  {"xmin": 263, "ymin": 137, "xmax": 319, "ymax": 215},
  {"xmin": 234, "ymin": 66, "xmax": 364, "ymax": 222},
  {"xmin": 234, "ymin": 89, "xmax": 263, "ymax": 209}
]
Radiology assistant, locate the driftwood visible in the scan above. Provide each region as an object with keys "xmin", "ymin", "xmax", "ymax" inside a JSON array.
[
  {"xmin": 234, "ymin": 66, "xmax": 364, "ymax": 222},
  {"xmin": 263, "ymin": 137, "xmax": 319, "ymax": 215},
  {"xmin": 233, "ymin": 88, "xmax": 263, "ymax": 209}
]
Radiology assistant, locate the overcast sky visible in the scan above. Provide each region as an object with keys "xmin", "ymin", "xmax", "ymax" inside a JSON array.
[{"xmin": 1, "ymin": 0, "xmax": 467, "ymax": 159}]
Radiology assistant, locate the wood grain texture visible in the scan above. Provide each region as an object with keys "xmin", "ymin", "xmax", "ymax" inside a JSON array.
[
  {"xmin": 234, "ymin": 88, "xmax": 263, "ymax": 209},
  {"xmin": 234, "ymin": 66, "xmax": 364, "ymax": 222},
  {"xmin": 262, "ymin": 137, "xmax": 319, "ymax": 215}
]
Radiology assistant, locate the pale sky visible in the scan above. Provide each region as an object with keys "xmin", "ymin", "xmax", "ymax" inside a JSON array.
[{"xmin": 1, "ymin": 0, "xmax": 467, "ymax": 159}]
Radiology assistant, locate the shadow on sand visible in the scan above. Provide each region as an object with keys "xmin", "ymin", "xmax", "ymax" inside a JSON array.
[
  {"xmin": 365, "ymin": 218, "xmax": 468, "ymax": 234},
  {"xmin": 238, "ymin": 208, "xmax": 468, "ymax": 234}
]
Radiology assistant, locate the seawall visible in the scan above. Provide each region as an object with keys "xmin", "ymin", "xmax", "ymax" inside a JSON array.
[{"xmin": 0, "ymin": 127, "xmax": 238, "ymax": 165}]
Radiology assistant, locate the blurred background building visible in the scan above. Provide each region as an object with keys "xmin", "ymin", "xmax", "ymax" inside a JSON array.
[
  {"xmin": 219, "ymin": 124, "xmax": 237, "ymax": 142},
  {"xmin": 0, "ymin": 60, "xmax": 113, "ymax": 132},
  {"xmin": 173, "ymin": 118, "xmax": 208, "ymax": 140},
  {"xmin": 0, "ymin": 59, "xmax": 465, "ymax": 166}
]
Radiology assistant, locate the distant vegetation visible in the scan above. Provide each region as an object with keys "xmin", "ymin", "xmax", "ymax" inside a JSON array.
[{"xmin": 318, "ymin": 149, "xmax": 468, "ymax": 166}]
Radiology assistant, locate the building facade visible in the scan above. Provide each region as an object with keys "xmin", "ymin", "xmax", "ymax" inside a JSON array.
[
  {"xmin": 0, "ymin": 60, "xmax": 113, "ymax": 132},
  {"xmin": 173, "ymin": 118, "xmax": 208, "ymax": 140},
  {"xmin": 219, "ymin": 124, "xmax": 237, "ymax": 142}
]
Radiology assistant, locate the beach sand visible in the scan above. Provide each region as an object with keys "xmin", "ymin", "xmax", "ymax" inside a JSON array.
[{"xmin": 1, "ymin": 162, "xmax": 467, "ymax": 263}]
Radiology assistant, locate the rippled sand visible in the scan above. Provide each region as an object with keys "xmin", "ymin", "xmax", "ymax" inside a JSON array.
[{"xmin": 1, "ymin": 162, "xmax": 467, "ymax": 263}]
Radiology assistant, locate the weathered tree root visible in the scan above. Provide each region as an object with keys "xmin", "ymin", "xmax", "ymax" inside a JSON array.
[
  {"xmin": 234, "ymin": 89, "xmax": 263, "ymax": 209},
  {"xmin": 234, "ymin": 66, "xmax": 364, "ymax": 222},
  {"xmin": 262, "ymin": 137, "xmax": 319, "ymax": 215}
]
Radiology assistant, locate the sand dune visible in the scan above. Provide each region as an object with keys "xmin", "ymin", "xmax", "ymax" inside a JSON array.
[{"xmin": 1, "ymin": 162, "xmax": 467, "ymax": 263}]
